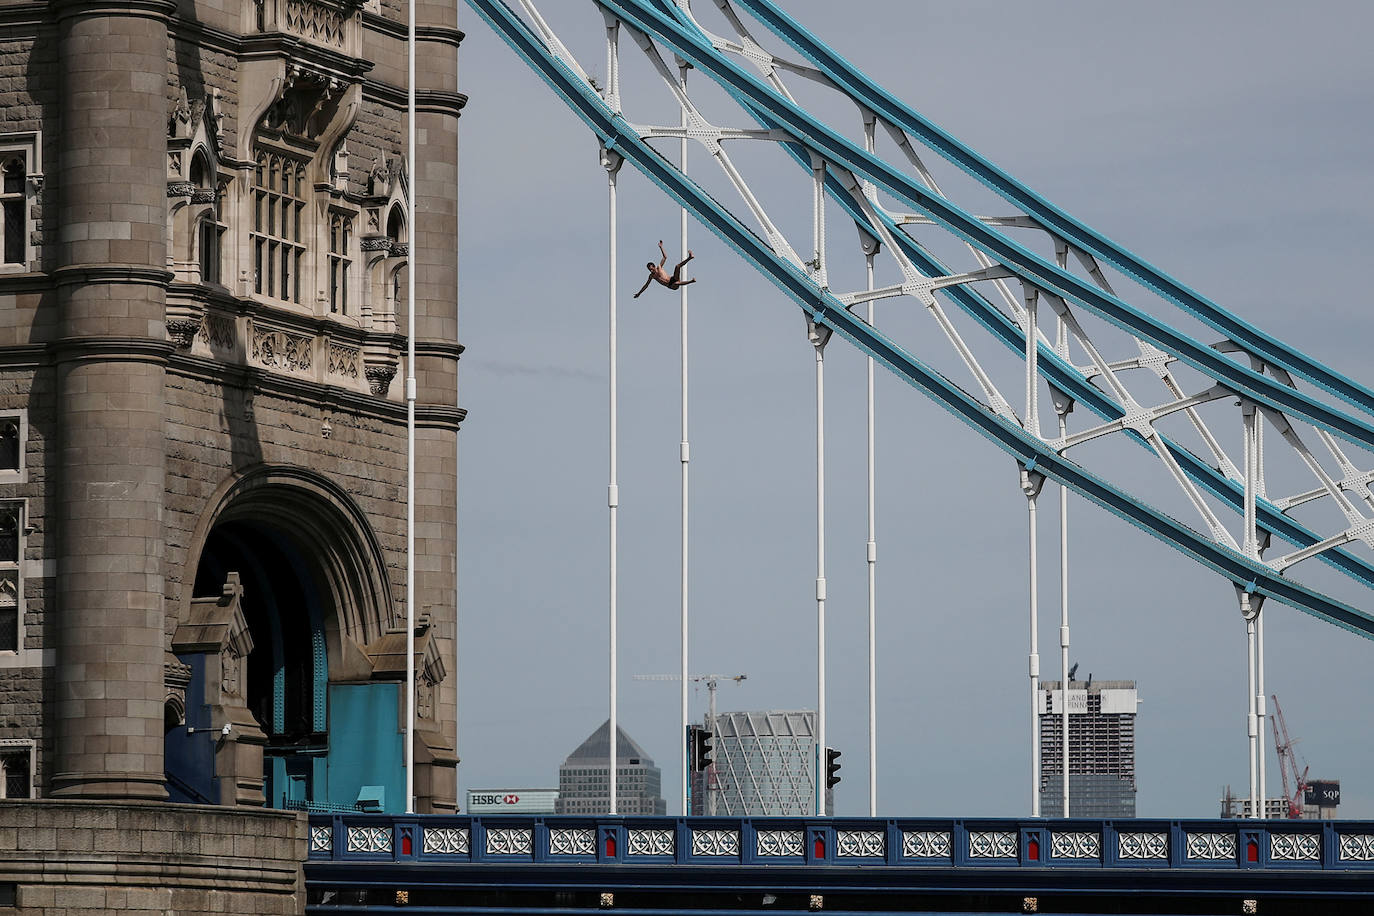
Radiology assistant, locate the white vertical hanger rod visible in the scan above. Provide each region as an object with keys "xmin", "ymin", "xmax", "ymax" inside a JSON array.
[
  {"xmin": 862, "ymin": 115, "xmax": 878, "ymax": 819},
  {"xmin": 603, "ymin": 19, "xmax": 622, "ymax": 818},
  {"xmin": 1253, "ymin": 407, "xmax": 1267, "ymax": 817},
  {"xmin": 814, "ymin": 329, "xmax": 826, "ymax": 817},
  {"xmin": 607, "ymin": 156, "xmax": 620, "ymax": 817},
  {"xmin": 404, "ymin": 0, "xmax": 416, "ymax": 816},
  {"xmin": 1023, "ymin": 289, "xmax": 1042, "ymax": 818},
  {"xmin": 1051, "ymin": 251, "xmax": 1071, "ymax": 820},
  {"xmin": 1242, "ymin": 402, "xmax": 1258, "ymax": 817},
  {"xmin": 810, "ymin": 152, "xmax": 828, "ymax": 818},
  {"xmin": 678, "ymin": 54, "xmax": 691, "ymax": 818},
  {"xmin": 1058, "ymin": 405, "xmax": 1071, "ymax": 819}
]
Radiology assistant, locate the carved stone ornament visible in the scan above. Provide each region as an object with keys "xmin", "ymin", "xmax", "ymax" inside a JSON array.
[
  {"xmin": 251, "ymin": 323, "xmax": 314, "ymax": 373},
  {"xmin": 365, "ymin": 364, "xmax": 396, "ymax": 397},
  {"xmin": 327, "ymin": 342, "xmax": 360, "ymax": 379},
  {"xmin": 221, "ymin": 645, "xmax": 241, "ymax": 696},
  {"xmin": 360, "ymin": 236, "xmax": 392, "ymax": 252},
  {"xmin": 167, "ymin": 317, "xmax": 203, "ymax": 349},
  {"xmin": 198, "ymin": 313, "xmax": 237, "ymax": 352},
  {"xmin": 167, "ymin": 182, "xmax": 195, "ymax": 198}
]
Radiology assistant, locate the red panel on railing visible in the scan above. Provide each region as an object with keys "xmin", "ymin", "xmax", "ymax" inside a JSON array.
[{"xmin": 606, "ymin": 835, "xmax": 617, "ymax": 858}]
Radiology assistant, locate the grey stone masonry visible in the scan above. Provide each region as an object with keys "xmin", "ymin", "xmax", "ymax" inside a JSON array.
[
  {"xmin": 0, "ymin": 0, "xmax": 464, "ymax": 813},
  {"xmin": 0, "ymin": 799, "xmax": 305, "ymax": 915},
  {"xmin": 49, "ymin": 0, "xmax": 176, "ymax": 802}
]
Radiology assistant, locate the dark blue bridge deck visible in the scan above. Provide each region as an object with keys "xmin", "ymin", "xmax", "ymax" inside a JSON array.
[{"xmin": 306, "ymin": 815, "xmax": 1374, "ymax": 914}]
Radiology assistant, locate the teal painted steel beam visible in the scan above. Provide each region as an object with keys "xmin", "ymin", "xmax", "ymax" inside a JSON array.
[
  {"xmin": 728, "ymin": 0, "xmax": 1374, "ymax": 423},
  {"xmin": 463, "ymin": 0, "xmax": 1374, "ymax": 637}
]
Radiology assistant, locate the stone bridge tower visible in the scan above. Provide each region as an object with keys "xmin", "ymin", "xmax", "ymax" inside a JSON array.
[{"xmin": 0, "ymin": 0, "xmax": 464, "ymax": 907}]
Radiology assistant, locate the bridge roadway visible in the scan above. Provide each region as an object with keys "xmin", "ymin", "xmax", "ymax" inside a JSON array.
[{"xmin": 305, "ymin": 814, "xmax": 1374, "ymax": 914}]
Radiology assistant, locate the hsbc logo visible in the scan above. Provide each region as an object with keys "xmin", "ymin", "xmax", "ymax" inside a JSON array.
[{"xmin": 471, "ymin": 793, "xmax": 521, "ymax": 806}]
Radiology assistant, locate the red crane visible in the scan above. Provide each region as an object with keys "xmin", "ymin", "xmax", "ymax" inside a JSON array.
[{"xmin": 1269, "ymin": 694, "xmax": 1309, "ymax": 819}]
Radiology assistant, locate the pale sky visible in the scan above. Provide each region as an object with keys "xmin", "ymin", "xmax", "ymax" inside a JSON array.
[{"xmin": 454, "ymin": 2, "xmax": 1374, "ymax": 818}]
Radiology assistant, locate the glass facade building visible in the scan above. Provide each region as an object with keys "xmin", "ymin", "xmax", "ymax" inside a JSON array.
[
  {"xmin": 555, "ymin": 720, "xmax": 666, "ymax": 816},
  {"xmin": 690, "ymin": 710, "xmax": 831, "ymax": 816}
]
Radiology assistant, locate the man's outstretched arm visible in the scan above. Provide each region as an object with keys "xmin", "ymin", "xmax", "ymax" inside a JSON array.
[
  {"xmin": 657, "ymin": 240, "xmax": 668, "ymax": 267},
  {"xmin": 633, "ymin": 276, "xmax": 654, "ymax": 298}
]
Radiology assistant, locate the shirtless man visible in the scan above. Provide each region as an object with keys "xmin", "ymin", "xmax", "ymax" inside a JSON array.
[{"xmin": 634, "ymin": 240, "xmax": 696, "ymax": 298}]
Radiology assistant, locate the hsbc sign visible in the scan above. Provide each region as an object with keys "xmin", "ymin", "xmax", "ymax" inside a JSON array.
[
  {"xmin": 469, "ymin": 793, "xmax": 520, "ymax": 806},
  {"xmin": 466, "ymin": 788, "xmax": 559, "ymax": 815}
]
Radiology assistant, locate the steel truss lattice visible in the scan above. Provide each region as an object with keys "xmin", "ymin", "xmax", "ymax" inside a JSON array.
[{"xmin": 467, "ymin": 0, "xmax": 1374, "ymax": 638}]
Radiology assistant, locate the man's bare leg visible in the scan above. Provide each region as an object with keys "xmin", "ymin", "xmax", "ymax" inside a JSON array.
[{"xmin": 669, "ymin": 250, "xmax": 695, "ymax": 285}]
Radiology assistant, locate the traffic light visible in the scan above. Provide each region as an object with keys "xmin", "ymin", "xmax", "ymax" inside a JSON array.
[
  {"xmin": 690, "ymin": 725, "xmax": 715, "ymax": 772},
  {"xmin": 824, "ymin": 747, "xmax": 842, "ymax": 788}
]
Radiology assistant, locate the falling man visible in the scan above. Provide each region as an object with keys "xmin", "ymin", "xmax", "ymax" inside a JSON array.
[{"xmin": 634, "ymin": 240, "xmax": 696, "ymax": 298}]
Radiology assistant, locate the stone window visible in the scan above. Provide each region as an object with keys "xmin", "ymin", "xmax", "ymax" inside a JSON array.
[
  {"xmin": 328, "ymin": 212, "xmax": 352, "ymax": 315},
  {"xmin": 0, "ymin": 412, "xmax": 26, "ymax": 486},
  {"xmin": 0, "ymin": 419, "xmax": 18, "ymax": 474},
  {"xmin": 0, "ymin": 503, "xmax": 21, "ymax": 653},
  {"xmin": 0, "ymin": 132, "xmax": 39, "ymax": 272},
  {"xmin": 0, "ymin": 741, "xmax": 33, "ymax": 799},
  {"xmin": 191, "ymin": 152, "xmax": 223, "ymax": 285},
  {"xmin": 1, "ymin": 155, "xmax": 23, "ymax": 265},
  {"xmin": 251, "ymin": 148, "xmax": 308, "ymax": 304}
]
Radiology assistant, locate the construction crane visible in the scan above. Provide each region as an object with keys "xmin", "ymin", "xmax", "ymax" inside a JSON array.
[
  {"xmin": 1269, "ymin": 693, "xmax": 1310, "ymax": 819},
  {"xmin": 633, "ymin": 674, "xmax": 747, "ymax": 815}
]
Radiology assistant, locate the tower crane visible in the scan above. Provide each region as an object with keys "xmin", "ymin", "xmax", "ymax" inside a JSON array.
[
  {"xmin": 1269, "ymin": 693, "xmax": 1309, "ymax": 819},
  {"xmin": 633, "ymin": 674, "xmax": 747, "ymax": 815}
]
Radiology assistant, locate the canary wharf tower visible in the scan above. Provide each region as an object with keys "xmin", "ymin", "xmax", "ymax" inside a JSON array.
[{"xmin": 0, "ymin": 0, "xmax": 463, "ymax": 909}]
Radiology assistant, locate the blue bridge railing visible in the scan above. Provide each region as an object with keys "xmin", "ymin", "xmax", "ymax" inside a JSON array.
[{"xmin": 307, "ymin": 814, "xmax": 1374, "ymax": 872}]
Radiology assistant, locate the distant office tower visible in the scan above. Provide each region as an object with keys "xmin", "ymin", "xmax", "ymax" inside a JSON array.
[
  {"xmin": 555, "ymin": 720, "xmax": 667, "ymax": 815},
  {"xmin": 690, "ymin": 710, "xmax": 831, "ymax": 816},
  {"xmin": 1038, "ymin": 679, "xmax": 1138, "ymax": 817}
]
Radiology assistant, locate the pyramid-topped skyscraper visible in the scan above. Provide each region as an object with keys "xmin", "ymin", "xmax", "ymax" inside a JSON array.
[{"xmin": 555, "ymin": 720, "xmax": 666, "ymax": 815}]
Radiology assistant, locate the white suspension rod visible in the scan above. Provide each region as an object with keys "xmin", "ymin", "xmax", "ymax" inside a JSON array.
[
  {"xmin": 678, "ymin": 58, "xmax": 691, "ymax": 818},
  {"xmin": 1024, "ymin": 289, "xmax": 1041, "ymax": 819},
  {"xmin": 605, "ymin": 150, "xmax": 621, "ymax": 817},
  {"xmin": 404, "ymin": 0, "xmax": 416, "ymax": 816},
  {"xmin": 1249, "ymin": 403, "xmax": 1267, "ymax": 818},
  {"xmin": 863, "ymin": 112, "xmax": 878, "ymax": 819},
  {"xmin": 1257, "ymin": 607, "xmax": 1267, "ymax": 816},
  {"xmin": 1053, "ymin": 263, "xmax": 1071, "ymax": 821},
  {"xmin": 1058, "ymin": 407, "xmax": 1071, "ymax": 819},
  {"xmin": 814, "ymin": 324, "xmax": 827, "ymax": 817},
  {"xmin": 1246, "ymin": 602, "xmax": 1258, "ymax": 818},
  {"xmin": 1026, "ymin": 473, "xmax": 1041, "ymax": 818},
  {"xmin": 1242, "ymin": 406, "xmax": 1258, "ymax": 818}
]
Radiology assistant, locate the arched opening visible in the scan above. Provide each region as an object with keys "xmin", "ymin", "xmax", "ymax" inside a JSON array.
[
  {"xmin": 385, "ymin": 205, "xmax": 405, "ymax": 247},
  {"xmin": 189, "ymin": 150, "xmax": 222, "ymax": 284},
  {"xmin": 189, "ymin": 150, "xmax": 209, "ymax": 188},
  {"xmin": 194, "ymin": 521, "xmax": 328, "ymax": 769},
  {"xmin": 168, "ymin": 469, "xmax": 407, "ymax": 811}
]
